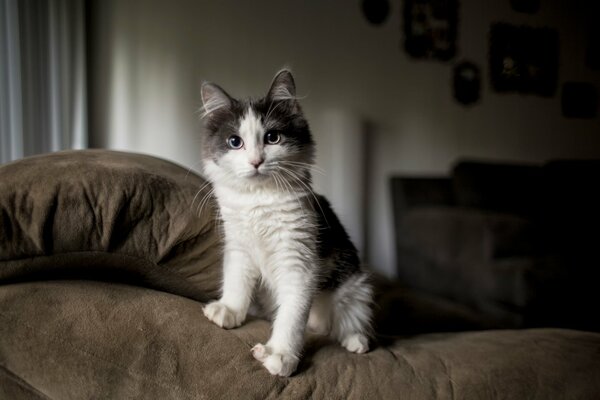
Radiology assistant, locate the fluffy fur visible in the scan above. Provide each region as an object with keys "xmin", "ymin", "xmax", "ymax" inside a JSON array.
[{"xmin": 199, "ymin": 70, "xmax": 373, "ymax": 377}]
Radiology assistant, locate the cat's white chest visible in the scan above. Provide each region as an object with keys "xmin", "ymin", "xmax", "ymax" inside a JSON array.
[{"xmin": 215, "ymin": 186, "xmax": 315, "ymax": 272}]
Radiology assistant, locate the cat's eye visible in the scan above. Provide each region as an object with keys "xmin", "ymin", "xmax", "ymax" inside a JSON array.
[
  {"xmin": 264, "ymin": 131, "xmax": 281, "ymax": 145},
  {"xmin": 227, "ymin": 135, "xmax": 243, "ymax": 149}
]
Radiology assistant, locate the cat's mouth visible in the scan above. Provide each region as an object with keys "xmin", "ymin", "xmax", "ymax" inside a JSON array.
[{"xmin": 241, "ymin": 169, "xmax": 270, "ymax": 179}]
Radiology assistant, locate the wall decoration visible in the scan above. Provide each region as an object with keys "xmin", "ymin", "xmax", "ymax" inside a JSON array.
[
  {"xmin": 403, "ymin": 0, "xmax": 458, "ymax": 62},
  {"xmin": 561, "ymin": 82, "xmax": 598, "ymax": 119},
  {"xmin": 362, "ymin": 0, "xmax": 390, "ymax": 26},
  {"xmin": 489, "ymin": 23, "xmax": 558, "ymax": 97},
  {"xmin": 453, "ymin": 61, "xmax": 481, "ymax": 105},
  {"xmin": 510, "ymin": 0, "xmax": 540, "ymax": 14}
]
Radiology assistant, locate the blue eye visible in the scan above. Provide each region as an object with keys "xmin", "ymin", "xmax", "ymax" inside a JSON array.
[
  {"xmin": 227, "ymin": 135, "xmax": 243, "ymax": 149},
  {"xmin": 264, "ymin": 131, "xmax": 281, "ymax": 145}
]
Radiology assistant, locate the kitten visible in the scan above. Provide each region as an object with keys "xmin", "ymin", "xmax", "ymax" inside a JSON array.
[{"xmin": 200, "ymin": 70, "xmax": 373, "ymax": 377}]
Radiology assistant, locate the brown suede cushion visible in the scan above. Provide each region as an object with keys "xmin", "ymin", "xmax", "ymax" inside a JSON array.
[
  {"xmin": 0, "ymin": 150, "xmax": 222, "ymax": 300},
  {"xmin": 2, "ymin": 280, "xmax": 600, "ymax": 399}
]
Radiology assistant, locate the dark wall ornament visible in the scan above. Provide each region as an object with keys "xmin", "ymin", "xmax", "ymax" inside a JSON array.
[
  {"xmin": 561, "ymin": 82, "xmax": 598, "ymax": 119},
  {"xmin": 510, "ymin": 0, "xmax": 540, "ymax": 14},
  {"xmin": 453, "ymin": 61, "xmax": 481, "ymax": 105},
  {"xmin": 489, "ymin": 23, "xmax": 558, "ymax": 97},
  {"xmin": 403, "ymin": 0, "xmax": 458, "ymax": 62},
  {"xmin": 362, "ymin": 0, "xmax": 390, "ymax": 26}
]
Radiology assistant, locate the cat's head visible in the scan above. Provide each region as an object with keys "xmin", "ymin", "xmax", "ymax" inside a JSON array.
[{"xmin": 200, "ymin": 70, "xmax": 315, "ymax": 191}]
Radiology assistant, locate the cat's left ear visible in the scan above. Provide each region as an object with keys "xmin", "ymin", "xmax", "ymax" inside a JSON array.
[
  {"xmin": 267, "ymin": 69, "xmax": 297, "ymax": 103},
  {"xmin": 201, "ymin": 82, "xmax": 233, "ymax": 118}
]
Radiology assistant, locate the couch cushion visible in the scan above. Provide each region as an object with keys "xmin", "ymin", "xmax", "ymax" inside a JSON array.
[
  {"xmin": 0, "ymin": 150, "xmax": 222, "ymax": 300},
  {"xmin": 2, "ymin": 281, "xmax": 600, "ymax": 399}
]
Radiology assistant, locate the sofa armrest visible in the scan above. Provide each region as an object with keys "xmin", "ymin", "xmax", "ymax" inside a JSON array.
[{"xmin": 0, "ymin": 150, "xmax": 223, "ymax": 301}]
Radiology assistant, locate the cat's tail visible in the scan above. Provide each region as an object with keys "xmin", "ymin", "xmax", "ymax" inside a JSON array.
[{"xmin": 330, "ymin": 271, "xmax": 374, "ymax": 353}]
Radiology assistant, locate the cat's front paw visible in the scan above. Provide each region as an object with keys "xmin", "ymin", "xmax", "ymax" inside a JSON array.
[
  {"xmin": 251, "ymin": 344, "xmax": 299, "ymax": 377},
  {"xmin": 202, "ymin": 301, "xmax": 244, "ymax": 329},
  {"xmin": 341, "ymin": 333, "xmax": 369, "ymax": 354}
]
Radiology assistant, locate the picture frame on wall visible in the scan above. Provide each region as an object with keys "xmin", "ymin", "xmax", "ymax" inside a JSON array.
[
  {"xmin": 362, "ymin": 0, "xmax": 390, "ymax": 25},
  {"xmin": 453, "ymin": 61, "xmax": 481, "ymax": 105},
  {"xmin": 489, "ymin": 23, "xmax": 559, "ymax": 97},
  {"xmin": 403, "ymin": 0, "xmax": 459, "ymax": 62}
]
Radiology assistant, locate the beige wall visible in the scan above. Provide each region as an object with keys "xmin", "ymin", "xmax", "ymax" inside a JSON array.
[{"xmin": 90, "ymin": 0, "xmax": 600, "ymax": 277}]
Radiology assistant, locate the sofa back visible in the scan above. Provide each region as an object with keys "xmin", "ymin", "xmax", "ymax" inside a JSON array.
[
  {"xmin": 452, "ymin": 161, "xmax": 542, "ymax": 218},
  {"xmin": 392, "ymin": 158, "xmax": 600, "ymax": 331}
]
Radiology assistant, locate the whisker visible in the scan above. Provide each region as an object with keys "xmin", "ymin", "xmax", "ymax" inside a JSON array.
[
  {"xmin": 196, "ymin": 187, "xmax": 215, "ymax": 217},
  {"xmin": 274, "ymin": 170, "xmax": 307, "ymax": 218},
  {"xmin": 273, "ymin": 160, "xmax": 325, "ymax": 175},
  {"xmin": 277, "ymin": 161, "xmax": 326, "ymax": 176},
  {"xmin": 185, "ymin": 160, "xmax": 205, "ymax": 181},
  {"xmin": 191, "ymin": 180, "xmax": 214, "ymax": 209},
  {"xmin": 278, "ymin": 166, "xmax": 330, "ymax": 227}
]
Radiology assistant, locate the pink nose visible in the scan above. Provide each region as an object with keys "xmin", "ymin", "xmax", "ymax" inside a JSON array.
[{"xmin": 250, "ymin": 159, "xmax": 264, "ymax": 169}]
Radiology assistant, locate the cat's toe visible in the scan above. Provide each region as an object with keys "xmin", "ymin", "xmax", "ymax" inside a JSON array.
[
  {"xmin": 202, "ymin": 301, "xmax": 243, "ymax": 329},
  {"xmin": 341, "ymin": 333, "xmax": 369, "ymax": 354},
  {"xmin": 262, "ymin": 352, "xmax": 299, "ymax": 377},
  {"xmin": 251, "ymin": 343, "xmax": 270, "ymax": 361},
  {"xmin": 251, "ymin": 344, "xmax": 298, "ymax": 376}
]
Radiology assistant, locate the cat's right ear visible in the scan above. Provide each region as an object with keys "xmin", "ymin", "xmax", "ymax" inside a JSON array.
[
  {"xmin": 201, "ymin": 82, "xmax": 232, "ymax": 119},
  {"xmin": 267, "ymin": 69, "xmax": 297, "ymax": 102}
]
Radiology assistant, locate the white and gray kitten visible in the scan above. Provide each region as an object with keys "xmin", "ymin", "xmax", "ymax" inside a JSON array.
[{"xmin": 200, "ymin": 70, "xmax": 373, "ymax": 377}]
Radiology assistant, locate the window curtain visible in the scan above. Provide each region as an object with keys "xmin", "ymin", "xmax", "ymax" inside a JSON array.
[{"xmin": 0, "ymin": 0, "xmax": 87, "ymax": 164}]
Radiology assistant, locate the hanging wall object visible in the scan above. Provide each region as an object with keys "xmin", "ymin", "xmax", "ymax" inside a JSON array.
[
  {"xmin": 362, "ymin": 0, "xmax": 390, "ymax": 26},
  {"xmin": 403, "ymin": 0, "xmax": 458, "ymax": 61},
  {"xmin": 489, "ymin": 23, "xmax": 558, "ymax": 97},
  {"xmin": 510, "ymin": 0, "xmax": 540, "ymax": 14},
  {"xmin": 453, "ymin": 61, "xmax": 481, "ymax": 105},
  {"xmin": 561, "ymin": 82, "xmax": 598, "ymax": 119}
]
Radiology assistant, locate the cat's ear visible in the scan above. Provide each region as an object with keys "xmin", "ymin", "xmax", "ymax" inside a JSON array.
[
  {"xmin": 267, "ymin": 69, "xmax": 297, "ymax": 102},
  {"xmin": 201, "ymin": 82, "xmax": 232, "ymax": 118}
]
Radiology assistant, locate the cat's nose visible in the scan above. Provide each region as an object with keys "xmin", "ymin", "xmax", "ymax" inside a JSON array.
[{"xmin": 250, "ymin": 159, "xmax": 264, "ymax": 169}]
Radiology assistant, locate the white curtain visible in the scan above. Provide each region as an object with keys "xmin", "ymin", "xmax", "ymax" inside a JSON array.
[{"xmin": 0, "ymin": 0, "xmax": 87, "ymax": 164}]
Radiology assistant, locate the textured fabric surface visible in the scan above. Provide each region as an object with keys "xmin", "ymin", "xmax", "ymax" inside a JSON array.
[
  {"xmin": 1, "ymin": 150, "xmax": 600, "ymax": 399},
  {"xmin": 0, "ymin": 150, "xmax": 222, "ymax": 300},
  {"xmin": 2, "ymin": 281, "xmax": 600, "ymax": 400}
]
